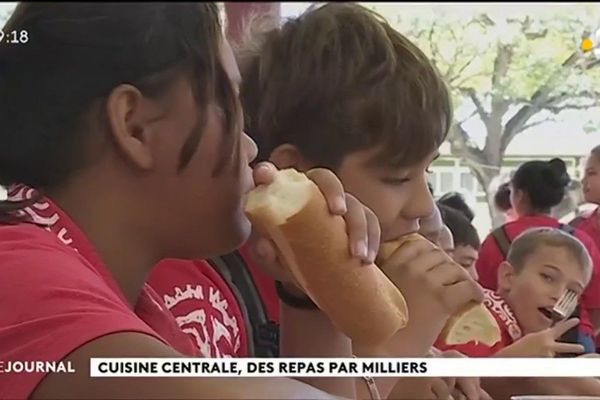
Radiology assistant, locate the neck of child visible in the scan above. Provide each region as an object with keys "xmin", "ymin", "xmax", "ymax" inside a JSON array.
[
  {"xmin": 520, "ymin": 206, "xmax": 550, "ymax": 218},
  {"xmin": 47, "ymin": 179, "xmax": 161, "ymax": 307}
]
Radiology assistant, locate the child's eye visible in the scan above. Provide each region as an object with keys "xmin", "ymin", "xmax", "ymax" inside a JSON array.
[
  {"xmin": 540, "ymin": 273, "xmax": 554, "ymax": 283},
  {"xmin": 382, "ymin": 177, "xmax": 410, "ymax": 186}
]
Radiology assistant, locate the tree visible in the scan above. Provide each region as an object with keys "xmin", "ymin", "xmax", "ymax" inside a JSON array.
[
  {"xmin": 366, "ymin": 3, "xmax": 600, "ymax": 227},
  {"xmin": 0, "ymin": 4, "xmax": 15, "ymax": 26}
]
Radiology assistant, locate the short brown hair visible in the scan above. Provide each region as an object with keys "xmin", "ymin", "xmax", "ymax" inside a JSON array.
[
  {"xmin": 591, "ymin": 144, "xmax": 600, "ymax": 162},
  {"xmin": 238, "ymin": 3, "xmax": 452, "ymax": 169},
  {"xmin": 507, "ymin": 227, "xmax": 592, "ymax": 284}
]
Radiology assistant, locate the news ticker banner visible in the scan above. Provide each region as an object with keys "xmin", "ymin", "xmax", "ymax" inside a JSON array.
[{"xmin": 90, "ymin": 358, "xmax": 600, "ymax": 378}]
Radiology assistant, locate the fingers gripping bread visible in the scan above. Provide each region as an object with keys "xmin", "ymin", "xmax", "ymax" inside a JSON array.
[
  {"xmin": 378, "ymin": 236, "xmax": 501, "ymax": 347},
  {"xmin": 245, "ymin": 169, "xmax": 409, "ymax": 346}
]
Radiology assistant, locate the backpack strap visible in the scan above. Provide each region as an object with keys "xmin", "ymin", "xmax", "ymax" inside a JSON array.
[
  {"xmin": 568, "ymin": 216, "xmax": 585, "ymax": 229},
  {"xmin": 559, "ymin": 222, "xmax": 577, "ymax": 236},
  {"xmin": 209, "ymin": 251, "xmax": 279, "ymax": 358},
  {"xmin": 491, "ymin": 225, "xmax": 512, "ymax": 259}
]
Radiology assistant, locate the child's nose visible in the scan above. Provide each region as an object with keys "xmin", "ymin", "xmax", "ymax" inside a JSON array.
[{"xmin": 551, "ymin": 287, "xmax": 568, "ymax": 303}]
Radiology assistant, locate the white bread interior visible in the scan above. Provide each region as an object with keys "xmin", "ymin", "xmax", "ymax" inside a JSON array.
[
  {"xmin": 441, "ymin": 301, "xmax": 501, "ymax": 347},
  {"xmin": 245, "ymin": 169, "xmax": 313, "ymax": 225}
]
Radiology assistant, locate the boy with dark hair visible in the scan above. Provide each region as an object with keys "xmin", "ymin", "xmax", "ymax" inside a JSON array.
[
  {"xmin": 438, "ymin": 191, "xmax": 475, "ymax": 222},
  {"xmin": 439, "ymin": 204, "xmax": 480, "ymax": 279},
  {"xmin": 146, "ymin": 3, "xmax": 485, "ymax": 398}
]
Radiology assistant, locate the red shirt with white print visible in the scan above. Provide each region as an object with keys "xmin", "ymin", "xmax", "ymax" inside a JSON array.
[
  {"xmin": 0, "ymin": 185, "xmax": 198, "ymax": 400},
  {"xmin": 147, "ymin": 244, "xmax": 281, "ymax": 358},
  {"xmin": 148, "ymin": 258, "xmax": 248, "ymax": 357},
  {"xmin": 434, "ymin": 289, "xmax": 522, "ymax": 356},
  {"xmin": 476, "ymin": 215, "xmax": 600, "ymax": 335}
]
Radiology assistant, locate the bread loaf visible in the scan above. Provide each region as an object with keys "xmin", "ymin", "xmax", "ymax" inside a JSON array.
[
  {"xmin": 378, "ymin": 236, "xmax": 501, "ymax": 347},
  {"xmin": 245, "ymin": 168, "xmax": 409, "ymax": 346}
]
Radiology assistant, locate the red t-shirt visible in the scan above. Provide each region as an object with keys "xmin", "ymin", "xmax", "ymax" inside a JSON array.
[
  {"xmin": 572, "ymin": 207, "xmax": 600, "ymax": 262},
  {"xmin": 476, "ymin": 215, "xmax": 600, "ymax": 335},
  {"xmin": 435, "ymin": 289, "xmax": 522, "ymax": 356},
  {"xmin": 148, "ymin": 258, "xmax": 249, "ymax": 357},
  {"xmin": 147, "ymin": 245, "xmax": 280, "ymax": 357},
  {"xmin": 0, "ymin": 186, "xmax": 198, "ymax": 399}
]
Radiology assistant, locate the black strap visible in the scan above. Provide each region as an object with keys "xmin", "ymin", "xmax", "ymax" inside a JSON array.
[
  {"xmin": 209, "ymin": 251, "xmax": 279, "ymax": 358},
  {"xmin": 492, "ymin": 226, "xmax": 512, "ymax": 259},
  {"xmin": 556, "ymin": 304, "xmax": 582, "ymax": 358},
  {"xmin": 558, "ymin": 222, "xmax": 576, "ymax": 236},
  {"xmin": 493, "ymin": 223, "xmax": 578, "ymax": 258},
  {"xmin": 275, "ymin": 281, "xmax": 318, "ymax": 310}
]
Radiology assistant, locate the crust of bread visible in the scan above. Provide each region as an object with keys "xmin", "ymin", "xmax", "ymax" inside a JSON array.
[
  {"xmin": 245, "ymin": 169, "xmax": 409, "ymax": 346},
  {"xmin": 378, "ymin": 235, "xmax": 501, "ymax": 347},
  {"xmin": 376, "ymin": 234, "xmax": 422, "ymax": 264}
]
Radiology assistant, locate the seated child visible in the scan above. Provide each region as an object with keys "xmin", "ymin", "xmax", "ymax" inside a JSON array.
[
  {"xmin": 439, "ymin": 204, "xmax": 480, "ymax": 280},
  {"xmin": 436, "ymin": 226, "xmax": 591, "ymax": 357},
  {"xmin": 435, "ymin": 227, "xmax": 600, "ymax": 398}
]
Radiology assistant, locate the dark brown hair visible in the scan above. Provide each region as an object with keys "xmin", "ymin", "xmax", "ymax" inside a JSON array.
[
  {"xmin": 438, "ymin": 203, "xmax": 480, "ymax": 250},
  {"xmin": 0, "ymin": 3, "xmax": 238, "ymax": 220},
  {"xmin": 591, "ymin": 144, "xmax": 600, "ymax": 162},
  {"xmin": 494, "ymin": 182, "xmax": 512, "ymax": 212},
  {"xmin": 238, "ymin": 3, "xmax": 452, "ymax": 170},
  {"xmin": 511, "ymin": 158, "xmax": 570, "ymax": 213},
  {"xmin": 438, "ymin": 191, "xmax": 475, "ymax": 222}
]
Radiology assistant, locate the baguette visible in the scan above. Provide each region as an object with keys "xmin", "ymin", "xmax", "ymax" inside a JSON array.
[
  {"xmin": 377, "ymin": 236, "xmax": 501, "ymax": 347},
  {"xmin": 245, "ymin": 168, "xmax": 409, "ymax": 347},
  {"xmin": 440, "ymin": 301, "xmax": 500, "ymax": 347}
]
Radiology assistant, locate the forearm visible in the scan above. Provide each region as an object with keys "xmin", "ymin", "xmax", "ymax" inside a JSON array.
[
  {"xmin": 384, "ymin": 319, "xmax": 442, "ymax": 358},
  {"xmin": 279, "ymin": 301, "xmax": 356, "ymax": 399}
]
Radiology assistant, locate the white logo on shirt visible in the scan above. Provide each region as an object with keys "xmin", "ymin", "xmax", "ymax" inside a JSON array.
[{"xmin": 163, "ymin": 284, "xmax": 241, "ymax": 357}]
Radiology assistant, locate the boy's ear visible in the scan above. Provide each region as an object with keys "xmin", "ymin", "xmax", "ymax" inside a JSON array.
[
  {"xmin": 268, "ymin": 144, "xmax": 313, "ymax": 171},
  {"xmin": 498, "ymin": 261, "xmax": 517, "ymax": 292}
]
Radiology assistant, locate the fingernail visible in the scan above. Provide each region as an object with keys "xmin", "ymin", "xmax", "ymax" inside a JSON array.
[
  {"xmin": 353, "ymin": 240, "xmax": 368, "ymax": 259},
  {"xmin": 367, "ymin": 249, "xmax": 377, "ymax": 264},
  {"xmin": 333, "ymin": 196, "xmax": 347, "ymax": 214},
  {"xmin": 364, "ymin": 250, "xmax": 377, "ymax": 265},
  {"xmin": 254, "ymin": 163, "xmax": 271, "ymax": 173}
]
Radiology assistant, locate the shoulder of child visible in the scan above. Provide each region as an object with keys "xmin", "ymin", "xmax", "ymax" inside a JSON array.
[{"xmin": 0, "ymin": 224, "xmax": 165, "ymax": 399}]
